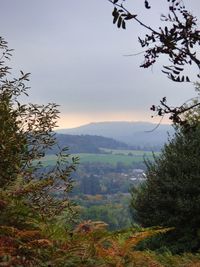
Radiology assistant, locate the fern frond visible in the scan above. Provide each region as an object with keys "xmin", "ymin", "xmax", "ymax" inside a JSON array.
[{"xmin": 27, "ymin": 238, "xmax": 53, "ymax": 248}]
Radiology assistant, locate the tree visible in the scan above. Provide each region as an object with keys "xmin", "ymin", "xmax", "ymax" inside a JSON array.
[
  {"xmin": 108, "ymin": 1, "xmax": 200, "ymax": 252},
  {"xmin": 0, "ymin": 37, "xmax": 79, "ymax": 265},
  {"xmin": 131, "ymin": 122, "xmax": 200, "ymax": 252},
  {"xmin": 0, "ymin": 36, "xmax": 79, "ymax": 213},
  {"xmin": 108, "ymin": 0, "xmax": 200, "ymax": 125}
]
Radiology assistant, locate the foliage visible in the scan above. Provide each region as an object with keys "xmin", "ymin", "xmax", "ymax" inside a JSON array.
[
  {"xmin": 2, "ymin": 11, "xmax": 200, "ymax": 263},
  {"xmin": 109, "ymin": 0, "xmax": 200, "ymax": 81},
  {"xmin": 1, "ymin": 217, "xmax": 200, "ymax": 266},
  {"xmin": 0, "ymin": 37, "xmax": 79, "ymax": 264},
  {"xmin": 109, "ymin": 0, "xmax": 200, "ymax": 254},
  {"xmin": 132, "ymin": 124, "xmax": 200, "ymax": 252},
  {"xmin": 0, "ymin": 35, "xmax": 79, "ymax": 216},
  {"xmin": 108, "ymin": 0, "xmax": 200, "ymax": 125},
  {"xmin": 182, "ymin": 82, "xmax": 200, "ymax": 125},
  {"xmin": 80, "ymin": 203, "xmax": 132, "ymax": 231},
  {"xmin": 0, "ymin": 217, "xmax": 169, "ymax": 266}
]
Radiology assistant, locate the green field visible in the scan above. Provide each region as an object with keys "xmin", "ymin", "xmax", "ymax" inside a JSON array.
[
  {"xmin": 100, "ymin": 148, "xmax": 159, "ymax": 156},
  {"xmin": 41, "ymin": 149, "xmax": 160, "ymax": 167}
]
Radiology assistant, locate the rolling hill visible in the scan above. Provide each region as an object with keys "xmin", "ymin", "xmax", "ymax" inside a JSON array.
[
  {"xmin": 56, "ymin": 121, "xmax": 174, "ymax": 150},
  {"xmin": 48, "ymin": 134, "xmax": 129, "ymax": 154}
]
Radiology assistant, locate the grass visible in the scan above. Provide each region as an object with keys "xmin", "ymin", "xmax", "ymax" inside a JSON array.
[
  {"xmin": 100, "ymin": 148, "xmax": 160, "ymax": 156},
  {"xmin": 76, "ymin": 153, "xmax": 151, "ymax": 165},
  {"xmin": 41, "ymin": 149, "xmax": 160, "ymax": 167}
]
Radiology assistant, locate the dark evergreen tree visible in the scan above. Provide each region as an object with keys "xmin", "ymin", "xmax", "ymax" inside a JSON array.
[{"xmin": 132, "ymin": 124, "xmax": 200, "ymax": 252}]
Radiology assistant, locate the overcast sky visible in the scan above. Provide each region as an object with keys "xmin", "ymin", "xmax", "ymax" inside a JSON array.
[{"xmin": 1, "ymin": 0, "xmax": 199, "ymax": 128}]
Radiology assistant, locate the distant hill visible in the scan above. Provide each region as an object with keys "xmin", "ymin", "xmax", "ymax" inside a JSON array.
[
  {"xmin": 57, "ymin": 121, "xmax": 174, "ymax": 150},
  {"xmin": 48, "ymin": 134, "xmax": 129, "ymax": 154}
]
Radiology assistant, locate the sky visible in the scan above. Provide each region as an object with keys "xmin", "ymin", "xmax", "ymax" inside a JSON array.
[{"xmin": 1, "ymin": 0, "xmax": 199, "ymax": 129}]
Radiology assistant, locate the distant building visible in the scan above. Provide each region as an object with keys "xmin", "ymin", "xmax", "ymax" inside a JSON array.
[{"xmin": 130, "ymin": 169, "xmax": 146, "ymax": 182}]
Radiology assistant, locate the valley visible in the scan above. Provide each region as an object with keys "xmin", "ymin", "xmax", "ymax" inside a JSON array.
[
  {"xmin": 40, "ymin": 132, "xmax": 161, "ymax": 230},
  {"xmin": 37, "ymin": 126, "xmax": 166, "ymax": 230}
]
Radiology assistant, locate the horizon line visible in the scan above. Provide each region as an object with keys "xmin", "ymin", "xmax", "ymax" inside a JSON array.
[{"xmin": 56, "ymin": 119, "xmax": 172, "ymax": 131}]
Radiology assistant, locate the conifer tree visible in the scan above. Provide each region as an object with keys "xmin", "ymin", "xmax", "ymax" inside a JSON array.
[{"xmin": 132, "ymin": 122, "xmax": 200, "ymax": 252}]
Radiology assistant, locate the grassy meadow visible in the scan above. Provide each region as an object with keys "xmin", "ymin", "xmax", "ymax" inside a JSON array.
[{"xmin": 41, "ymin": 149, "xmax": 160, "ymax": 167}]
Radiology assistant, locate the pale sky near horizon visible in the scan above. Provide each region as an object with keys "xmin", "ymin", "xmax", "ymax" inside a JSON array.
[{"xmin": 1, "ymin": 0, "xmax": 199, "ymax": 129}]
